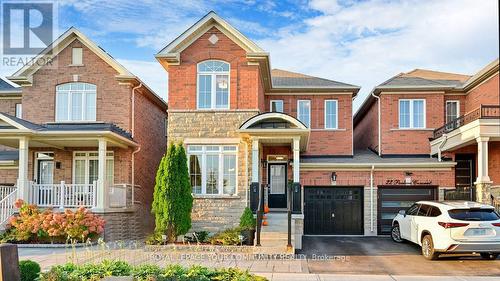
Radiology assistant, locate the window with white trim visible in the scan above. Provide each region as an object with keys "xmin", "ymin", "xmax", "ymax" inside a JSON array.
[
  {"xmin": 270, "ymin": 100, "xmax": 283, "ymax": 112},
  {"xmin": 15, "ymin": 103, "xmax": 22, "ymax": 118},
  {"xmin": 56, "ymin": 82, "xmax": 96, "ymax": 122},
  {"xmin": 324, "ymin": 100, "xmax": 338, "ymax": 129},
  {"xmin": 187, "ymin": 145, "xmax": 237, "ymax": 195},
  {"xmin": 446, "ymin": 100, "xmax": 460, "ymax": 123},
  {"xmin": 73, "ymin": 151, "xmax": 114, "ymax": 185},
  {"xmin": 297, "ymin": 100, "xmax": 311, "ymax": 128},
  {"xmin": 197, "ymin": 60, "xmax": 230, "ymax": 109},
  {"xmin": 72, "ymin": 48, "xmax": 83, "ymax": 65},
  {"xmin": 399, "ymin": 99, "xmax": 425, "ymax": 129}
]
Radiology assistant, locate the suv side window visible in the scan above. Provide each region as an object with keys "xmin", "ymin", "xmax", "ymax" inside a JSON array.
[
  {"xmin": 417, "ymin": 204, "xmax": 431, "ymax": 216},
  {"xmin": 406, "ymin": 204, "xmax": 420, "ymax": 216},
  {"xmin": 428, "ymin": 206, "xmax": 442, "ymax": 217}
]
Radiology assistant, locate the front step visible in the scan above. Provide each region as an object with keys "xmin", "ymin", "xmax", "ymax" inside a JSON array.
[{"xmin": 256, "ymin": 212, "xmax": 294, "ymax": 253}]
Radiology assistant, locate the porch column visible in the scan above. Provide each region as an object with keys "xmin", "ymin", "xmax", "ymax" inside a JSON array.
[
  {"xmin": 17, "ymin": 137, "xmax": 29, "ymax": 201},
  {"xmin": 95, "ymin": 138, "xmax": 108, "ymax": 210},
  {"xmin": 292, "ymin": 137, "xmax": 300, "ymax": 182},
  {"xmin": 475, "ymin": 137, "xmax": 492, "ymax": 204},
  {"xmin": 249, "ymin": 138, "xmax": 260, "ymax": 212}
]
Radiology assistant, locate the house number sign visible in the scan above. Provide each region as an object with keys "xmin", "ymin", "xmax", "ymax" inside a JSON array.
[{"xmin": 385, "ymin": 178, "xmax": 433, "ymax": 185}]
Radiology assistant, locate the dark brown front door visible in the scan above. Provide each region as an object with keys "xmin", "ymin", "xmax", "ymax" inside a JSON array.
[
  {"xmin": 304, "ymin": 186, "xmax": 363, "ymax": 235},
  {"xmin": 268, "ymin": 163, "xmax": 287, "ymax": 208}
]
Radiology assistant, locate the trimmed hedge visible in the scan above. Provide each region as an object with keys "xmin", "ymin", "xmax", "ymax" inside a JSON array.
[
  {"xmin": 19, "ymin": 260, "xmax": 41, "ymax": 281},
  {"xmin": 39, "ymin": 260, "xmax": 267, "ymax": 281}
]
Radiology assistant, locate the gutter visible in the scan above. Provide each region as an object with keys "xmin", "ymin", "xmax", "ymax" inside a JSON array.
[
  {"xmin": 371, "ymin": 92, "xmax": 381, "ymax": 156},
  {"xmin": 437, "ymin": 134, "xmax": 448, "ymax": 162}
]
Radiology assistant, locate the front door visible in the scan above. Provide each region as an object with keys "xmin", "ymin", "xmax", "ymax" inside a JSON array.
[
  {"xmin": 37, "ymin": 160, "xmax": 54, "ymax": 184},
  {"xmin": 268, "ymin": 163, "xmax": 287, "ymax": 208}
]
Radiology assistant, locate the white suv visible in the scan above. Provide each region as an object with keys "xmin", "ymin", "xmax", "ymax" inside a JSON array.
[{"xmin": 391, "ymin": 201, "xmax": 500, "ymax": 260}]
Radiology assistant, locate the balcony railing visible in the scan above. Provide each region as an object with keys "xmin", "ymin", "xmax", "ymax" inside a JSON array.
[
  {"xmin": 433, "ymin": 105, "xmax": 500, "ymax": 139},
  {"xmin": 28, "ymin": 181, "xmax": 97, "ymax": 208},
  {"xmin": 108, "ymin": 184, "xmax": 135, "ymax": 208}
]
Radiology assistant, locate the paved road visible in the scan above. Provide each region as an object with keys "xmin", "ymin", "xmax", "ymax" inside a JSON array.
[
  {"xmin": 297, "ymin": 237, "xmax": 500, "ymax": 276},
  {"xmin": 257, "ymin": 273, "xmax": 500, "ymax": 281}
]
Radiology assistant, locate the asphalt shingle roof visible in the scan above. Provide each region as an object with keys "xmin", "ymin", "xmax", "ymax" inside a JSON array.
[
  {"xmin": 271, "ymin": 69, "xmax": 358, "ymax": 89},
  {"xmin": 377, "ymin": 69, "xmax": 472, "ymax": 88},
  {"xmin": 0, "ymin": 77, "xmax": 20, "ymax": 92}
]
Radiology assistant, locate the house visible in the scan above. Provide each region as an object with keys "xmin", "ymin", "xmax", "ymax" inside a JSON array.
[
  {"xmin": 354, "ymin": 59, "xmax": 500, "ymax": 231},
  {"xmin": 0, "ymin": 28, "xmax": 168, "ymax": 241},
  {"xmin": 155, "ymin": 11, "xmax": 465, "ymax": 250}
]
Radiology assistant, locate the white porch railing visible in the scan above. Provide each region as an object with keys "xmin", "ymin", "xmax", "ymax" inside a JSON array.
[
  {"xmin": 28, "ymin": 181, "xmax": 97, "ymax": 208},
  {"xmin": 0, "ymin": 188, "xmax": 18, "ymax": 228},
  {"xmin": 108, "ymin": 184, "xmax": 135, "ymax": 208},
  {"xmin": 0, "ymin": 185, "xmax": 17, "ymax": 200}
]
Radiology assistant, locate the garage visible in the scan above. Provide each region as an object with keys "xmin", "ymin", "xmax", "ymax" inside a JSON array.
[
  {"xmin": 304, "ymin": 186, "xmax": 363, "ymax": 235},
  {"xmin": 377, "ymin": 186, "xmax": 437, "ymax": 234}
]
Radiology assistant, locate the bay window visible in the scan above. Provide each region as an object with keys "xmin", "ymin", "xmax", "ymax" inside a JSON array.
[
  {"xmin": 56, "ymin": 82, "xmax": 96, "ymax": 122},
  {"xmin": 197, "ymin": 60, "xmax": 230, "ymax": 109},
  {"xmin": 324, "ymin": 100, "xmax": 338, "ymax": 129},
  {"xmin": 297, "ymin": 100, "xmax": 311, "ymax": 128},
  {"xmin": 188, "ymin": 145, "xmax": 237, "ymax": 195},
  {"xmin": 399, "ymin": 99, "xmax": 425, "ymax": 129}
]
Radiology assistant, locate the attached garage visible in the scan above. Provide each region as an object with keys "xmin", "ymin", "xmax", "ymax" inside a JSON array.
[
  {"xmin": 304, "ymin": 186, "xmax": 363, "ymax": 235},
  {"xmin": 377, "ymin": 186, "xmax": 438, "ymax": 234}
]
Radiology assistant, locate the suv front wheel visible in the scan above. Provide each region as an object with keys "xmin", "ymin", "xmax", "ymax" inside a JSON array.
[
  {"xmin": 391, "ymin": 224, "xmax": 403, "ymax": 243},
  {"xmin": 421, "ymin": 234, "xmax": 439, "ymax": 260}
]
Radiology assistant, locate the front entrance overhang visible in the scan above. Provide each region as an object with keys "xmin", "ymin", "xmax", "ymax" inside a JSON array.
[
  {"xmin": 430, "ymin": 119, "xmax": 500, "ymax": 155},
  {"xmin": 237, "ymin": 112, "xmax": 310, "ymax": 151}
]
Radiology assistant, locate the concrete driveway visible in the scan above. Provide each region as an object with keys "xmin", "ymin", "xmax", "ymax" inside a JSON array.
[{"xmin": 297, "ymin": 237, "xmax": 500, "ymax": 276}]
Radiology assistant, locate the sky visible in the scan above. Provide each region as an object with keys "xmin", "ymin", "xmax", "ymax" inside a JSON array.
[{"xmin": 1, "ymin": 0, "xmax": 499, "ymax": 112}]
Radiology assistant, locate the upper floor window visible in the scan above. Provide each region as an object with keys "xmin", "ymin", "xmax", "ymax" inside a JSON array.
[
  {"xmin": 56, "ymin": 82, "xmax": 96, "ymax": 122},
  {"xmin": 197, "ymin": 60, "xmax": 229, "ymax": 109},
  {"xmin": 399, "ymin": 99, "xmax": 425, "ymax": 129},
  {"xmin": 15, "ymin": 103, "xmax": 22, "ymax": 118},
  {"xmin": 297, "ymin": 100, "xmax": 311, "ymax": 128},
  {"xmin": 270, "ymin": 100, "xmax": 283, "ymax": 112},
  {"xmin": 324, "ymin": 100, "xmax": 338, "ymax": 129},
  {"xmin": 446, "ymin": 100, "xmax": 460, "ymax": 123}
]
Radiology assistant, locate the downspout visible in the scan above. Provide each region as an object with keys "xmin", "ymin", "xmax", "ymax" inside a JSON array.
[
  {"xmin": 371, "ymin": 92, "xmax": 381, "ymax": 156},
  {"xmin": 131, "ymin": 83, "xmax": 142, "ymax": 204},
  {"xmin": 437, "ymin": 134, "xmax": 448, "ymax": 162},
  {"xmin": 370, "ymin": 165, "xmax": 375, "ymax": 232}
]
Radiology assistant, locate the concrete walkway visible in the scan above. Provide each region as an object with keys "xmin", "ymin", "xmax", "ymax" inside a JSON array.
[{"xmin": 257, "ymin": 273, "xmax": 500, "ymax": 281}]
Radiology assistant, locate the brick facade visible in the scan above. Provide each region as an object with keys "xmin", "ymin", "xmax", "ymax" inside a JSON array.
[{"xmin": 465, "ymin": 73, "xmax": 500, "ymax": 113}]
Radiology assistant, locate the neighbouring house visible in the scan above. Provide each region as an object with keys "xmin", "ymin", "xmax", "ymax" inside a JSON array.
[
  {"xmin": 154, "ymin": 11, "xmax": 464, "ymax": 250},
  {"xmin": 354, "ymin": 59, "xmax": 500, "ymax": 232},
  {"xmin": 0, "ymin": 28, "xmax": 168, "ymax": 241}
]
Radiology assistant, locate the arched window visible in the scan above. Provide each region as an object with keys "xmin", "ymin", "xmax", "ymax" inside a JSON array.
[
  {"xmin": 197, "ymin": 60, "xmax": 230, "ymax": 109},
  {"xmin": 56, "ymin": 82, "xmax": 96, "ymax": 122}
]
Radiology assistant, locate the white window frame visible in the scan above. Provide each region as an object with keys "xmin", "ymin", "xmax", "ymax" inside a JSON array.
[
  {"xmin": 72, "ymin": 151, "xmax": 114, "ymax": 186},
  {"xmin": 399, "ymin": 99, "xmax": 426, "ymax": 129},
  {"xmin": 196, "ymin": 60, "xmax": 230, "ymax": 110},
  {"xmin": 270, "ymin": 100, "xmax": 284, "ymax": 112},
  {"xmin": 15, "ymin": 103, "xmax": 22, "ymax": 118},
  {"xmin": 445, "ymin": 100, "xmax": 460, "ymax": 123},
  {"xmin": 56, "ymin": 82, "xmax": 97, "ymax": 122},
  {"xmin": 71, "ymin": 48, "xmax": 83, "ymax": 65},
  {"xmin": 324, "ymin": 99, "xmax": 338, "ymax": 129},
  {"xmin": 297, "ymin": 100, "xmax": 311, "ymax": 128},
  {"xmin": 187, "ymin": 145, "xmax": 238, "ymax": 196}
]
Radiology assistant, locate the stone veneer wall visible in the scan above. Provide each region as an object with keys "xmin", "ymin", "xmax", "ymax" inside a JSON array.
[{"xmin": 168, "ymin": 110, "xmax": 259, "ymax": 232}]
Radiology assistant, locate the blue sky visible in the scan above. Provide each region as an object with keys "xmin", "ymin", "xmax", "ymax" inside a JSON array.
[{"xmin": 1, "ymin": 0, "xmax": 499, "ymax": 111}]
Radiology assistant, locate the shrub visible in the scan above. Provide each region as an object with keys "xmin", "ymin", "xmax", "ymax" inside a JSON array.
[
  {"xmin": 184, "ymin": 231, "xmax": 210, "ymax": 243},
  {"xmin": 210, "ymin": 228, "xmax": 242, "ymax": 246},
  {"xmin": 4, "ymin": 199, "xmax": 105, "ymax": 243},
  {"xmin": 131, "ymin": 264, "xmax": 163, "ymax": 281},
  {"xmin": 152, "ymin": 143, "xmax": 194, "ymax": 242},
  {"xmin": 145, "ymin": 232, "xmax": 164, "ymax": 245},
  {"xmin": 19, "ymin": 260, "xmax": 41, "ymax": 281},
  {"xmin": 239, "ymin": 207, "xmax": 256, "ymax": 230}
]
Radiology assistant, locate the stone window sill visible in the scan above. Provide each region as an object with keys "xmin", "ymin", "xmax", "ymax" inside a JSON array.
[
  {"xmin": 68, "ymin": 64, "xmax": 84, "ymax": 67},
  {"xmin": 193, "ymin": 194, "xmax": 241, "ymax": 199}
]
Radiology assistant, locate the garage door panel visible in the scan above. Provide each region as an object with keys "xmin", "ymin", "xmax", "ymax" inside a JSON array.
[{"xmin": 305, "ymin": 187, "xmax": 363, "ymax": 235}]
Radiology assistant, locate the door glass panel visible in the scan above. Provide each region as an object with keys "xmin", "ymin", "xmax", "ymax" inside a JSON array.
[
  {"xmin": 74, "ymin": 159, "xmax": 86, "ymax": 184},
  {"xmin": 270, "ymin": 165, "xmax": 286, "ymax": 194},
  {"xmin": 88, "ymin": 159, "xmax": 98, "ymax": 185},
  {"xmin": 106, "ymin": 159, "xmax": 114, "ymax": 185},
  {"xmin": 38, "ymin": 161, "xmax": 54, "ymax": 184}
]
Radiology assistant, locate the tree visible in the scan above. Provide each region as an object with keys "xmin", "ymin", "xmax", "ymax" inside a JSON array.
[{"xmin": 151, "ymin": 142, "xmax": 193, "ymax": 242}]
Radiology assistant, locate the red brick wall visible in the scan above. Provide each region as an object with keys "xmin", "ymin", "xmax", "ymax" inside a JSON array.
[
  {"xmin": 488, "ymin": 142, "xmax": 500, "ymax": 185},
  {"xmin": 354, "ymin": 100, "xmax": 378, "ymax": 152},
  {"xmin": 0, "ymin": 169, "xmax": 17, "ymax": 185},
  {"xmin": 465, "ymin": 73, "xmax": 500, "ymax": 113},
  {"xmin": 167, "ymin": 27, "xmax": 261, "ymax": 110},
  {"xmin": 264, "ymin": 94, "xmax": 353, "ymax": 155},
  {"xmin": 0, "ymin": 98, "xmax": 21, "ymax": 116},
  {"xmin": 380, "ymin": 92, "xmax": 444, "ymax": 155},
  {"xmin": 301, "ymin": 169, "xmax": 454, "ymax": 187},
  {"xmin": 22, "ymin": 40, "xmax": 132, "ymax": 130}
]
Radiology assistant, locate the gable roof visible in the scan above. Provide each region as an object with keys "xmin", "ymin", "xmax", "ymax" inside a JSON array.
[
  {"xmin": 0, "ymin": 77, "xmax": 21, "ymax": 95},
  {"xmin": 7, "ymin": 27, "xmax": 166, "ymax": 110},
  {"xmin": 271, "ymin": 69, "xmax": 359, "ymax": 90}
]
